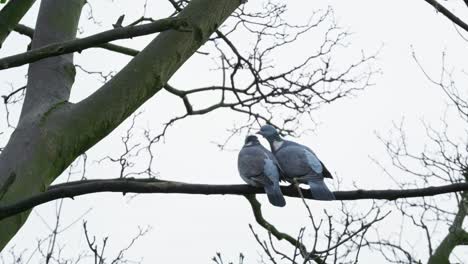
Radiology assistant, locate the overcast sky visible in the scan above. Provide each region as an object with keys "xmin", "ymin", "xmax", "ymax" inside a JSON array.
[{"xmin": 1, "ymin": 0, "xmax": 467, "ymax": 263}]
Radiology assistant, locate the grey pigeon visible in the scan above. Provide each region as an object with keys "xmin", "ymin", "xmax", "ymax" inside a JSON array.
[
  {"xmin": 238, "ymin": 135, "xmax": 286, "ymax": 207},
  {"xmin": 257, "ymin": 125, "xmax": 335, "ymax": 200}
]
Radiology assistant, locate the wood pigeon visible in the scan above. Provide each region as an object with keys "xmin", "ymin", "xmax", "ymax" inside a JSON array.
[
  {"xmin": 238, "ymin": 135, "xmax": 286, "ymax": 207},
  {"xmin": 257, "ymin": 125, "xmax": 335, "ymax": 200}
]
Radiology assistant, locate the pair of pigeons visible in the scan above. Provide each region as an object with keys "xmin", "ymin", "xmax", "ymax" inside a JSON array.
[{"xmin": 237, "ymin": 125, "xmax": 335, "ymax": 207}]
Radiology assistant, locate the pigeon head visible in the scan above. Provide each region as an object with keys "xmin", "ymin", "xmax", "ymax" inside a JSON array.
[
  {"xmin": 257, "ymin": 125, "xmax": 281, "ymax": 141},
  {"xmin": 244, "ymin": 135, "xmax": 260, "ymax": 146}
]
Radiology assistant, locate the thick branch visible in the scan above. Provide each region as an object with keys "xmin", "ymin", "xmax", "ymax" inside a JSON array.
[
  {"xmin": 428, "ymin": 192, "xmax": 468, "ymax": 264},
  {"xmin": 51, "ymin": 0, "xmax": 242, "ymax": 159},
  {"xmin": 0, "ymin": 17, "xmax": 187, "ymax": 70},
  {"xmin": 423, "ymin": 0, "xmax": 468, "ymax": 33},
  {"xmin": 0, "ymin": 178, "xmax": 467, "ymax": 221},
  {"xmin": 19, "ymin": 0, "xmax": 85, "ymax": 119},
  {"xmin": 428, "ymin": 227, "xmax": 466, "ymax": 264},
  {"xmin": 0, "ymin": 0, "xmax": 36, "ymax": 47}
]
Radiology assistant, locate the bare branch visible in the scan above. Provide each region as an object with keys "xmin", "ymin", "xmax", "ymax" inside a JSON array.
[
  {"xmin": 0, "ymin": 0, "xmax": 36, "ymax": 47},
  {"xmin": 14, "ymin": 24, "xmax": 140, "ymax": 57},
  {"xmin": 1, "ymin": 86, "xmax": 26, "ymax": 105},
  {"xmin": 244, "ymin": 194, "xmax": 313, "ymax": 261},
  {"xmin": 422, "ymin": 0, "xmax": 468, "ymax": 33},
  {"xmin": 0, "ymin": 178, "xmax": 467, "ymax": 221},
  {"xmin": 0, "ymin": 17, "xmax": 189, "ymax": 70}
]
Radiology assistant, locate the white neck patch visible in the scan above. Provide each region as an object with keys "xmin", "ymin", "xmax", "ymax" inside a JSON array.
[{"xmin": 272, "ymin": 140, "xmax": 283, "ymax": 151}]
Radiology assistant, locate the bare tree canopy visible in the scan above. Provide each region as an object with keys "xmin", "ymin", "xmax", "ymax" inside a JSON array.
[{"xmin": 0, "ymin": 0, "xmax": 467, "ymax": 263}]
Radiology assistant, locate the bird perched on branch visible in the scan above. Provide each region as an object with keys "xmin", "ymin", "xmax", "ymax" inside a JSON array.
[
  {"xmin": 237, "ymin": 135, "xmax": 286, "ymax": 207},
  {"xmin": 257, "ymin": 125, "xmax": 335, "ymax": 200}
]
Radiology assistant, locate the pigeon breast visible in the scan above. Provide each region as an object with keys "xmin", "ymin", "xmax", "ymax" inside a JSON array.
[{"xmin": 238, "ymin": 146, "xmax": 270, "ymax": 186}]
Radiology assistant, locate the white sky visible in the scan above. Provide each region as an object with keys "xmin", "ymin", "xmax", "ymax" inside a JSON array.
[{"xmin": 1, "ymin": 0, "xmax": 467, "ymax": 263}]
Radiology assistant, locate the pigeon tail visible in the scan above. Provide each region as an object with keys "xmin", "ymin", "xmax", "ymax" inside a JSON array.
[
  {"xmin": 307, "ymin": 179, "xmax": 335, "ymax": 201},
  {"xmin": 264, "ymin": 185, "xmax": 286, "ymax": 207}
]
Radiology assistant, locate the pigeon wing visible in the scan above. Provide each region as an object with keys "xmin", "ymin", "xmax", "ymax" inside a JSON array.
[
  {"xmin": 275, "ymin": 142, "xmax": 315, "ymax": 177},
  {"xmin": 302, "ymin": 144, "xmax": 333, "ymax": 178},
  {"xmin": 302, "ymin": 148, "xmax": 323, "ymax": 174}
]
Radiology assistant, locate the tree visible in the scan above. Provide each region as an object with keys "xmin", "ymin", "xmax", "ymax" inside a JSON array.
[
  {"xmin": 0, "ymin": 0, "xmax": 239, "ymax": 248},
  {"xmin": 0, "ymin": 0, "xmax": 467, "ymax": 263},
  {"xmin": 0, "ymin": 0, "xmax": 376, "ymax": 250},
  {"xmin": 368, "ymin": 1, "xmax": 468, "ymax": 262}
]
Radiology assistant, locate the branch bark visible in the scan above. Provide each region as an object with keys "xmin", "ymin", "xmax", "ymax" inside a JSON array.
[
  {"xmin": 245, "ymin": 194, "xmax": 324, "ymax": 264},
  {"xmin": 427, "ymin": 192, "xmax": 468, "ymax": 264},
  {"xmin": 14, "ymin": 23, "xmax": 140, "ymax": 56},
  {"xmin": 0, "ymin": 17, "xmax": 187, "ymax": 70},
  {"xmin": 0, "ymin": 178, "xmax": 467, "ymax": 221},
  {"xmin": 20, "ymin": 0, "xmax": 85, "ymax": 119},
  {"xmin": 0, "ymin": 0, "xmax": 36, "ymax": 47},
  {"xmin": 423, "ymin": 0, "xmax": 468, "ymax": 33}
]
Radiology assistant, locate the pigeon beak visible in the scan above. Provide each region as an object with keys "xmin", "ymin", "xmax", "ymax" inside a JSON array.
[{"xmin": 256, "ymin": 130, "xmax": 265, "ymax": 136}]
